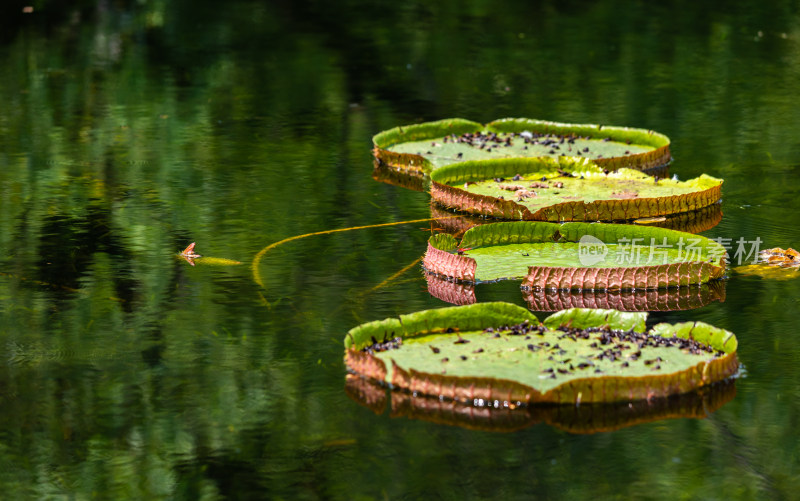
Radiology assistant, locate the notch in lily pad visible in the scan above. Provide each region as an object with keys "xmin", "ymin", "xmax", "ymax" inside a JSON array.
[{"xmin": 344, "ymin": 303, "xmax": 739, "ymax": 406}]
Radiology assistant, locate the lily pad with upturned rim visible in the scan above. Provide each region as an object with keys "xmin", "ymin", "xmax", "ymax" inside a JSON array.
[
  {"xmin": 343, "ymin": 303, "xmax": 739, "ymax": 406},
  {"xmin": 423, "ymin": 221, "xmax": 726, "ymax": 290},
  {"xmin": 429, "ymin": 156, "xmax": 722, "ymax": 222},
  {"xmin": 373, "ymin": 117, "xmax": 671, "ymax": 175}
]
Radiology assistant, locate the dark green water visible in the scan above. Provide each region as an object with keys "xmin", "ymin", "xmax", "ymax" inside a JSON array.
[{"xmin": 1, "ymin": 1, "xmax": 799, "ymax": 499}]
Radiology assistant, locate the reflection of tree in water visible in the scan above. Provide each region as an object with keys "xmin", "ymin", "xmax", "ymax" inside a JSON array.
[{"xmin": 36, "ymin": 205, "xmax": 138, "ymax": 310}]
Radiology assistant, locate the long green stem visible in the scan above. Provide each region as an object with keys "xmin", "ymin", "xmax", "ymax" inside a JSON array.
[{"xmin": 251, "ymin": 216, "xmax": 457, "ymax": 288}]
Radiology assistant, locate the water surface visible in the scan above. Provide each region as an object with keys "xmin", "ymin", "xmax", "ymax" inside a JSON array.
[{"xmin": 1, "ymin": 1, "xmax": 799, "ymax": 499}]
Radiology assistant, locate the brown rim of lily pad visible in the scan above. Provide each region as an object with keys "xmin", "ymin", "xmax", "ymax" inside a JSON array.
[
  {"xmin": 423, "ymin": 221, "xmax": 726, "ymax": 290},
  {"xmin": 345, "ymin": 373, "xmax": 736, "ymax": 434},
  {"xmin": 429, "ymin": 156, "xmax": 722, "ymax": 222},
  {"xmin": 344, "ymin": 303, "xmax": 739, "ymax": 406},
  {"xmin": 372, "ymin": 117, "xmax": 671, "ymax": 175}
]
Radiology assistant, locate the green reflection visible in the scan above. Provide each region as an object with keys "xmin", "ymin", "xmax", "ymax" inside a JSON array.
[{"xmin": 0, "ymin": 0, "xmax": 799, "ymax": 499}]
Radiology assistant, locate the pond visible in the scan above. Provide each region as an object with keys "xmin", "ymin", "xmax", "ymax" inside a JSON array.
[{"xmin": 1, "ymin": 1, "xmax": 799, "ymax": 499}]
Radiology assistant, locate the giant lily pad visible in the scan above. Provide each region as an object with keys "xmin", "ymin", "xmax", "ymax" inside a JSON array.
[
  {"xmin": 372, "ymin": 159, "xmax": 426, "ymax": 192},
  {"xmin": 423, "ymin": 221, "xmax": 725, "ymax": 289},
  {"xmin": 346, "ymin": 373, "xmax": 736, "ymax": 434},
  {"xmin": 429, "ymin": 156, "xmax": 722, "ymax": 222},
  {"xmin": 373, "ymin": 117, "xmax": 671, "ymax": 175},
  {"xmin": 344, "ymin": 303, "xmax": 738, "ymax": 405}
]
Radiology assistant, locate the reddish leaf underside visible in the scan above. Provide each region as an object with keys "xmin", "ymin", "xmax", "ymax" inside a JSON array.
[{"xmin": 372, "ymin": 118, "xmax": 672, "ymax": 175}]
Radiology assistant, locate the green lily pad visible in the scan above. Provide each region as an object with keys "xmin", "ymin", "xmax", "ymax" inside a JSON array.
[
  {"xmin": 429, "ymin": 156, "xmax": 722, "ymax": 222},
  {"xmin": 344, "ymin": 303, "xmax": 739, "ymax": 405},
  {"xmin": 423, "ymin": 221, "xmax": 726, "ymax": 289},
  {"xmin": 345, "ymin": 373, "xmax": 736, "ymax": 434},
  {"xmin": 373, "ymin": 117, "xmax": 671, "ymax": 175}
]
